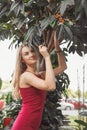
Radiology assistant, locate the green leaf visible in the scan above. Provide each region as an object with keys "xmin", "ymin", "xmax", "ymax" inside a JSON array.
[
  {"xmin": 0, "ymin": 6, "xmax": 8, "ymax": 18},
  {"xmin": 0, "ymin": 78, "xmax": 2, "ymax": 89},
  {"xmin": 63, "ymin": 24, "xmax": 73, "ymax": 40},
  {"xmin": 81, "ymin": 0, "xmax": 87, "ymax": 17},
  {"xmin": 24, "ymin": 26, "xmax": 34, "ymax": 43},
  {"xmin": 60, "ymin": 0, "xmax": 75, "ymax": 15},
  {"xmin": 39, "ymin": 15, "xmax": 55, "ymax": 31},
  {"xmin": 68, "ymin": 45, "xmax": 75, "ymax": 54},
  {"xmin": 64, "ymin": 21, "xmax": 73, "ymax": 27},
  {"xmin": 10, "ymin": 0, "xmax": 24, "ymax": 16},
  {"xmin": 17, "ymin": 18, "xmax": 27, "ymax": 30},
  {"xmin": 75, "ymin": 119, "xmax": 87, "ymax": 127},
  {"xmin": 50, "ymin": 21, "xmax": 56, "ymax": 28},
  {"xmin": 23, "ymin": 0, "xmax": 29, "ymax": 3}
]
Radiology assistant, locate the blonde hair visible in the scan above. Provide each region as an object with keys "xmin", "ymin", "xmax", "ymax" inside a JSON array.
[{"xmin": 12, "ymin": 43, "xmax": 30, "ymax": 99}]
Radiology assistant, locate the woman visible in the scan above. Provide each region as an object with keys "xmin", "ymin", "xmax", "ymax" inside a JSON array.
[{"xmin": 11, "ymin": 31, "xmax": 67, "ymax": 130}]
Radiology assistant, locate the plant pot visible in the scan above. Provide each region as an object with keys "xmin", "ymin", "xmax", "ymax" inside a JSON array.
[{"xmin": 4, "ymin": 117, "xmax": 13, "ymax": 128}]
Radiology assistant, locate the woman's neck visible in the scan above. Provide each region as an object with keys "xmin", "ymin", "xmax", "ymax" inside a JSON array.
[{"xmin": 26, "ymin": 65, "xmax": 37, "ymax": 74}]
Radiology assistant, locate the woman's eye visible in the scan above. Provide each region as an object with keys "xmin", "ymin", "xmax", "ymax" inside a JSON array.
[
  {"xmin": 24, "ymin": 52, "xmax": 29, "ymax": 55},
  {"xmin": 31, "ymin": 49, "xmax": 34, "ymax": 53}
]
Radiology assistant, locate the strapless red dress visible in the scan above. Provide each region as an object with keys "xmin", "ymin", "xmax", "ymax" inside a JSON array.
[{"xmin": 11, "ymin": 86, "xmax": 46, "ymax": 130}]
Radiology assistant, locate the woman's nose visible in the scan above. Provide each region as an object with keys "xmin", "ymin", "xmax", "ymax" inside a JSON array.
[{"xmin": 29, "ymin": 52, "xmax": 34, "ymax": 57}]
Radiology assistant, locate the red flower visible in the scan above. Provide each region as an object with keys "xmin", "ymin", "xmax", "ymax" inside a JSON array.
[{"xmin": 0, "ymin": 99, "xmax": 6, "ymax": 110}]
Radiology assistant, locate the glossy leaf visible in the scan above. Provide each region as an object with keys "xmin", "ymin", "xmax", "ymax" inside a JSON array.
[
  {"xmin": 75, "ymin": 119, "xmax": 87, "ymax": 127},
  {"xmin": 60, "ymin": 0, "xmax": 75, "ymax": 15}
]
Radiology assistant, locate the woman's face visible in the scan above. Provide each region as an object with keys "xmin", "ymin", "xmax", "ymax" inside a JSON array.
[{"xmin": 21, "ymin": 46, "xmax": 37, "ymax": 66}]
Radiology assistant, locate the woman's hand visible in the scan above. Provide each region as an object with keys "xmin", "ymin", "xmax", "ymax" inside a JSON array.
[{"xmin": 39, "ymin": 45, "xmax": 49, "ymax": 58}]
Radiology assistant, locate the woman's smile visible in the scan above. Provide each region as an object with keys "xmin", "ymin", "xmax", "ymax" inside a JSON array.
[{"xmin": 29, "ymin": 56, "xmax": 36, "ymax": 60}]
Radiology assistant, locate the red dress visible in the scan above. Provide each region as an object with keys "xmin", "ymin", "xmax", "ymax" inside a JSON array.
[{"xmin": 11, "ymin": 83, "xmax": 46, "ymax": 130}]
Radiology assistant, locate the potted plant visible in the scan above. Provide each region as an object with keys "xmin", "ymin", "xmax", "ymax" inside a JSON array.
[
  {"xmin": 1, "ymin": 92, "xmax": 21, "ymax": 129},
  {"xmin": 4, "ymin": 100, "xmax": 21, "ymax": 129}
]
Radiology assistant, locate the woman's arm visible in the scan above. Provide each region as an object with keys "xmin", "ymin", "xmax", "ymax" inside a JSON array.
[
  {"xmin": 38, "ymin": 45, "xmax": 56, "ymax": 90},
  {"xmin": 44, "ymin": 55, "xmax": 56, "ymax": 90},
  {"xmin": 53, "ymin": 31, "xmax": 67, "ymax": 76}
]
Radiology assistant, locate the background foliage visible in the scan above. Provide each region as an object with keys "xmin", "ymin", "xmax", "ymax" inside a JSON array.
[{"xmin": 0, "ymin": 0, "xmax": 87, "ymax": 129}]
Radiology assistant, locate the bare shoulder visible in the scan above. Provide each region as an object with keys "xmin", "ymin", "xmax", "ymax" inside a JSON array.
[
  {"xmin": 20, "ymin": 71, "xmax": 45, "ymax": 79},
  {"xmin": 19, "ymin": 72, "xmax": 32, "ymax": 88},
  {"xmin": 20, "ymin": 71, "xmax": 31, "ymax": 78}
]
